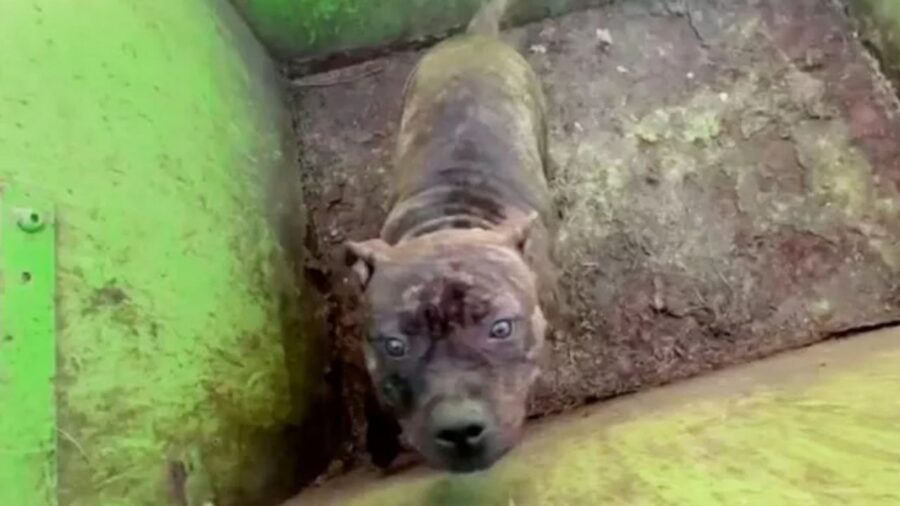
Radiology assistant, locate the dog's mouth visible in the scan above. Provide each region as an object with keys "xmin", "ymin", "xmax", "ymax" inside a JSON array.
[{"xmin": 420, "ymin": 432, "xmax": 512, "ymax": 473}]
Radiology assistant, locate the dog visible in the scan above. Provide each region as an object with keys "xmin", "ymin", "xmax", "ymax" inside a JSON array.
[{"xmin": 346, "ymin": 0, "xmax": 554, "ymax": 473}]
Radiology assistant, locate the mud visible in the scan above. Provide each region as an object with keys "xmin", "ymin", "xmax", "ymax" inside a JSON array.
[{"xmin": 290, "ymin": 0, "xmax": 900, "ymax": 477}]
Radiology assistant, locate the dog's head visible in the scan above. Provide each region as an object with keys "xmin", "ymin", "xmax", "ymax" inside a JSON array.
[{"xmin": 346, "ymin": 214, "xmax": 546, "ymax": 472}]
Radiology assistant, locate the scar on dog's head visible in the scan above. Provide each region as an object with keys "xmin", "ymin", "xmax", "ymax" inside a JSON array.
[{"xmin": 345, "ymin": 213, "xmax": 547, "ymax": 473}]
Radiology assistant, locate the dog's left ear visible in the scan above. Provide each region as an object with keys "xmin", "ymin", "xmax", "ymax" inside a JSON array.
[
  {"xmin": 345, "ymin": 238, "xmax": 392, "ymax": 289},
  {"xmin": 499, "ymin": 211, "xmax": 539, "ymax": 254}
]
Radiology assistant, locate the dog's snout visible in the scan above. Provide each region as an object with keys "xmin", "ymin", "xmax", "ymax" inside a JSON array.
[{"xmin": 430, "ymin": 400, "xmax": 491, "ymax": 454}]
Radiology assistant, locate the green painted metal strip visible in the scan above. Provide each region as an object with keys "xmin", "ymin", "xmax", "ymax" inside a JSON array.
[{"xmin": 0, "ymin": 185, "xmax": 57, "ymax": 506}]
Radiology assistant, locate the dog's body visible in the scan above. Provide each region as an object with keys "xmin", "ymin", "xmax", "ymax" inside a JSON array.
[
  {"xmin": 347, "ymin": 0, "xmax": 554, "ymax": 473},
  {"xmin": 382, "ymin": 8, "xmax": 551, "ymax": 244}
]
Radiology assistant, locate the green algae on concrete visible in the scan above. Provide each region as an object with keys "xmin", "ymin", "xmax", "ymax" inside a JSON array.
[
  {"xmin": 286, "ymin": 327, "xmax": 900, "ymax": 506},
  {"xmin": 851, "ymin": 0, "xmax": 900, "ymax": 84},
  {"xmin": 230, "ymin": 0, "xmax": 612, "ymax": 60},
  {"xmin": 0, "ymin": 1, "xmax": 320, "ymax": 505}
]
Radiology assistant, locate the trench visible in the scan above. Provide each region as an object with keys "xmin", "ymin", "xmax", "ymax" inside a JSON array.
[{"xmin": 280, "ymin": 0, "xmax": 900, "ymax": 497}]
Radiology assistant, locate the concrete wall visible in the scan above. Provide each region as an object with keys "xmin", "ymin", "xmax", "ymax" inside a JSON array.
[
  {"xmin": 230, "ymin": 0, "xmax": 613, "ymax": 60},
  {"xmin": 0, "ymin": 1, "xmax": 321, "ymax": 505}
]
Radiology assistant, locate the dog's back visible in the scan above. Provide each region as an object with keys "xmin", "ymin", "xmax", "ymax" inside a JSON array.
[{"xmin": 381, "ymin": 0, "xmax": 550, "ymax": 243}]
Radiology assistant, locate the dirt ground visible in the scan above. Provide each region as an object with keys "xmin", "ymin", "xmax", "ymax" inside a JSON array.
[{"xmin": 289, "ymin": 0, "xmax": 900, "ymax": 477}]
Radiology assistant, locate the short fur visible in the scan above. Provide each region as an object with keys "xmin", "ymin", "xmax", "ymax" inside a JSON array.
[{"xmin": 346, "ymin": 0, "xmax": 553, "ymax": 473}]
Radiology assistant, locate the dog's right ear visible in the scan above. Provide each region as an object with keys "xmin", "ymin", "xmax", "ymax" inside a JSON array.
[
  {"xmin": 345, "ymin": 239, "xmax": 392, "ymax": 289},
  {"xmin": 499, "ymin": 211, "xmax": 539, "ymax": 254}
]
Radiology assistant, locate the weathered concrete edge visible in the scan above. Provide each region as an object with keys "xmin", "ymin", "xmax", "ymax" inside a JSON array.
[{"xmin": 285, "ymin": 326, "xmax": 900, "ymax": 506}]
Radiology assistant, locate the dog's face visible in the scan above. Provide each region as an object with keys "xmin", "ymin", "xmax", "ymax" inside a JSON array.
[{"xmin": 346, "ymin": 217, "xmax": 546, "ymax": 472}]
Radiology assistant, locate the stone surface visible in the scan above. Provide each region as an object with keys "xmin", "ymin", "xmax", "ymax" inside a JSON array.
[{"xmin": 291, "ymin": 0, "xmax": 900, "ymax": 471}]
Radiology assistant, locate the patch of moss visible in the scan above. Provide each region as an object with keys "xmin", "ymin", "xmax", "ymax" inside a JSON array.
[{"xmin": 629, "ymin": 90, "xmax": 726, "ymax": 146}]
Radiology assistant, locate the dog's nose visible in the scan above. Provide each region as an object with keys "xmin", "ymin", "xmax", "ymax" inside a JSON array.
[
  {"xmin": 435, "ymin": 422, "xmax": 486, "ymax": 449},
  {"xmin": 430, "ymin": 400, "xmax": 490, "ymax": 452}
]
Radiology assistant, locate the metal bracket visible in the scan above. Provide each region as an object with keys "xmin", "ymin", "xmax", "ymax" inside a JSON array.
[{"xmin": 0, "ymin": 185, "xmax": 57, "ymax": 506}]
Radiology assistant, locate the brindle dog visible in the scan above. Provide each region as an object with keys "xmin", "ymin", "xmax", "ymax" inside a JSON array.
[{"xmin": 346, "ymin": 0, "xmax": 554, "ymax": 473}]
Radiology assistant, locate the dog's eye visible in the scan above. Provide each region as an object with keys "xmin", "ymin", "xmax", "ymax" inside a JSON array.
[
  {"xmin": 383, "ymin": 337, "xmax": 408, "ymax": 358},
  {"xmin": 489, "ymin": 319, "xmax": 514, "ymax": 339}
]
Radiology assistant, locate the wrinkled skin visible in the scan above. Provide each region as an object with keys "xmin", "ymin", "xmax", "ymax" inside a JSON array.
[{"xmin": 348, "ymin": 226, "xmax": 547, "ymax": 472}]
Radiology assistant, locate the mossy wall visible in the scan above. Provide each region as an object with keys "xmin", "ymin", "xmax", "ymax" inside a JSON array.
[
  {"xmin": 0, "ymin": 1, "xmax": 321, "ymax": 505},
  {"xmin": 229, "ymin": 0, "xmax": 612, "ymax": 60}
]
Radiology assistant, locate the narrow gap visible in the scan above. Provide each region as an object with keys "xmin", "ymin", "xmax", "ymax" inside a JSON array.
[
  {"xmin": 524, "ymin": 319, "xmax": 900, "ymax": 429},
  {"xmin": 826, "ymin": 319, "xmax": 900, "ymax": 340},
  {"xmin": 280, "ymin": 103, "xmax": 385, "ymax": 491}
]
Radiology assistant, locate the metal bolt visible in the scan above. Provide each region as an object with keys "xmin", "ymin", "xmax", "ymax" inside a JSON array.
[{"xmin": 16, "ymin": 208, "xmax": 45, "ymax": 233}]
